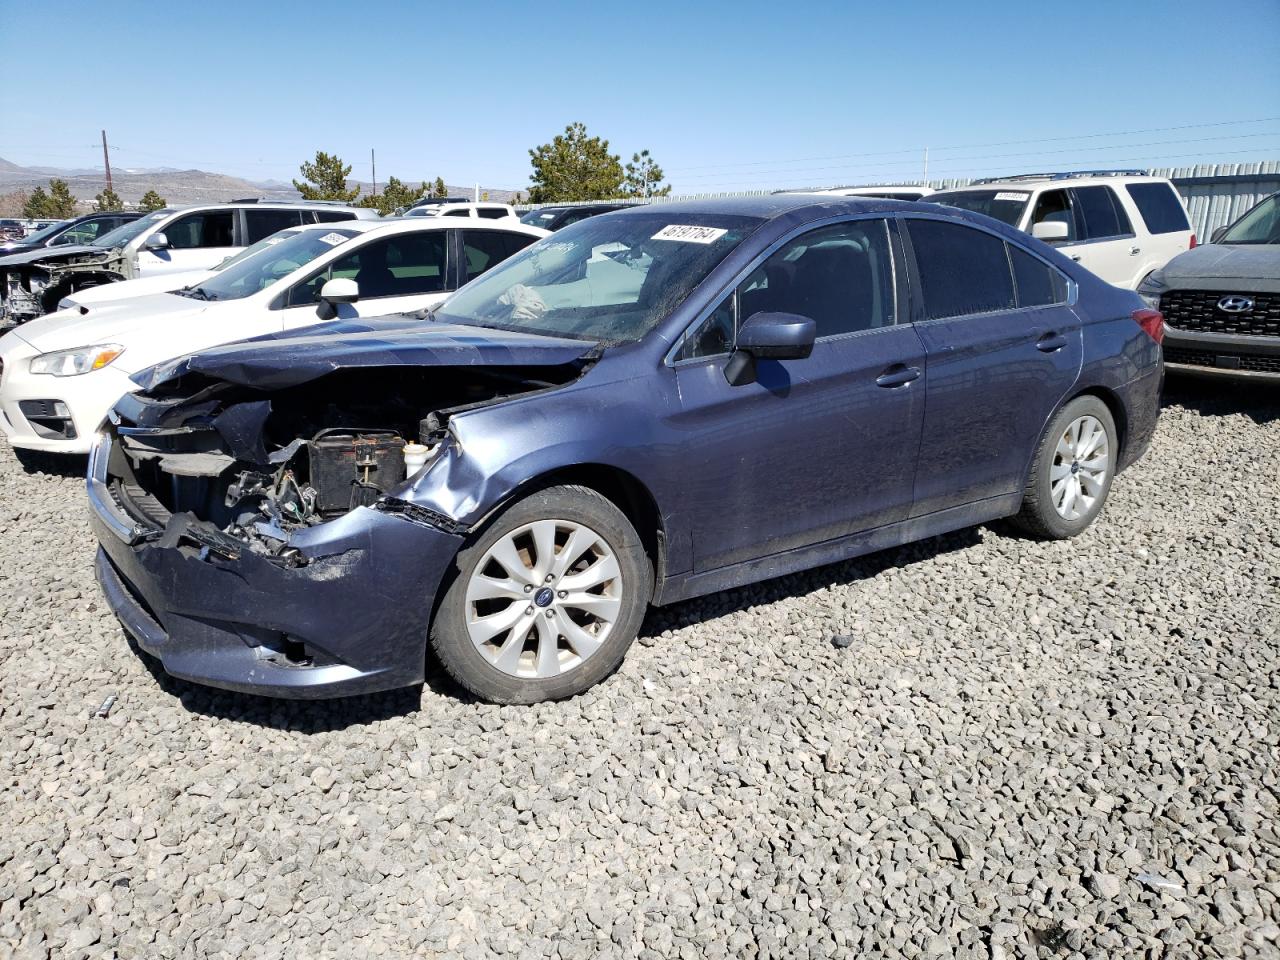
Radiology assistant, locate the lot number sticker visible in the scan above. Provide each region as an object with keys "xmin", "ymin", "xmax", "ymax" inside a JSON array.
[
  {"xmin": 652, "ymin": 225, "xmax": 727, "ymax": 244},
  {"xmin": 318, "ymin": 232, "xmax": 348, "ymax": 246},
  {"xmin": 995, "ymin": 192, "xmax": 1030, "ymax": 202}
]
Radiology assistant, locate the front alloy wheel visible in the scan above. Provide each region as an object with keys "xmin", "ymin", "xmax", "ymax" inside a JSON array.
[
  {"xmin": 432, "ymin": 485, "xmax": 651, "ymax": 703},
  {"xmin": 464, "ymin": 519, "xmax": 623, "ymax": 679}
]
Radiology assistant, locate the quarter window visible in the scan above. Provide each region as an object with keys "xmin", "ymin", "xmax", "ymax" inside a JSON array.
[
  {"xmin": 476, "ymin": 208, "xmax": 509, "ymax": 220},
  {"xmin": 444, "ymin": 208, "xmax": 470, "ymax": 218},
  {"xmin": 162, "ymin": 211, "xmax": 235, "ymax": 249},
  {"xmin": 463, "ymin": 230, "xmax": 538, "ymax": 282},
  {"xmin": 1073, "ymin": 186, "xmax": 1131, "ymax": 240},
  {"xmin": 907, "ymin": 219, "xmax": 1015, "ymax": 320},
  {"xmin": 676, "ymin": 294, "xmax": 736, "ymax": 360},
  {"xmin": 1008, "ymin": 244, "xmax": 1067, "ymax": 308},
  {"xmin": 1124, "ymin": 183, "xmax": 1191, "ymax": 234}
]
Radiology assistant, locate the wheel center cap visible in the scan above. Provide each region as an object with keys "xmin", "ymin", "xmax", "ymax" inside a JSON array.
[
  {"xmin": 534, "ymin": 587, "xmax": 555, "ymax": 608},
  {"xmin": 1071, "ymin": 460, "xmax": 1080, "ymax": 474}
]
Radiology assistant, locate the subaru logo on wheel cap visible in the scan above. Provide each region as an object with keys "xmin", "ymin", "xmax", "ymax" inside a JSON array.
[
  {"xmin": 534, "ymin": 587, "xmax": 555, "ymax": 607},
  {"xmin": 1217, "ymin": 295, "xmax": 1254, "ymax": 313}
]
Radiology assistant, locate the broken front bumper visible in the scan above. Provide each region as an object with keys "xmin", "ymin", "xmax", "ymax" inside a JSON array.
[{"xmin": 88, "ymin": 433, "xmax": 465, "ymax": 699}]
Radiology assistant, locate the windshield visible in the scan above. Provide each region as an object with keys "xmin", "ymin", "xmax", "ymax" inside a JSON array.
[
  {"xmin": 176, "ymin": 228, "xmax": 359, "ymax": 302},
  {"xmin": 15, "ymin": 221, "xmax": 67, "ymax": 245},
  {"xmin": 1219, "ymin": 195, "xmax": 1280, "ymax": 245},
  {"xmin": 211, "ymin": 229, "xmax": 303, "ymax": 271},
  {"xmin": 520, "ymin": 209, "xmax": 560, "ymax": 228},
  {"xmin": 928, "ymin": 189, "xmax": 1029, "ymax": 227},
  {"xmin": 435, "ymin": 212, "xmax": 762, "ymax": 342},
  {"xmin": 91, "ymin": 211, "xmax": 170, "ymax": 248}
]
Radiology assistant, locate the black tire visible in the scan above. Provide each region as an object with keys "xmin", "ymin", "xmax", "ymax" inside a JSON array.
[
  {"xmin": 430, "ymin": 485, "xmax": 652, "ymax": 704},
  {"xmin": 1011, "ymin": 395, "xmax": 1117, "ymax": 540}
]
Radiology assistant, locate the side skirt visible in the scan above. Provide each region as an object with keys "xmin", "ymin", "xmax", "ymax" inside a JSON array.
[{"xmin": 653, "ymin": 494, "xmax": 1021, "ymax": 605}]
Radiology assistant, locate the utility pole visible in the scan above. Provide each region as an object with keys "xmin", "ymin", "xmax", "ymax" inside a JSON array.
[
  {"xmin": 922, "ymin": 146, "xmax": 929, "ymax": 187},
  {"xmin": 101, "ymin": 129, "xmax": 113, "ymax": 194},
  {"xmin": 371, "ymin": 148, "xmax": 377, "ymax": 197}
]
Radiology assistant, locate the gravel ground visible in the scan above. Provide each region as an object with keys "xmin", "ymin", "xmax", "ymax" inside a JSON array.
[{"xmin": 1, "ymin": 378, "xmax": 1277, "ymax": 960}]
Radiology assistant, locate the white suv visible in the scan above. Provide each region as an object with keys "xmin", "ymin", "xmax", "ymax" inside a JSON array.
[
  {"xmin": 403, "ymin": 201, "xmax": 517, "ymax": 220},
  {"xmin": 928, "ymin": 171, "xmax": 1195, "ymax": 289}
]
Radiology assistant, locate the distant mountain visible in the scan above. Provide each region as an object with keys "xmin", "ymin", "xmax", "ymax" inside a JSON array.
[{"xmin": 0, "ymin": 157, "xmax": 519, "ymax": 208}]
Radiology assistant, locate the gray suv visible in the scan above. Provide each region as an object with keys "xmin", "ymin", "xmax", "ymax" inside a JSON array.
[{"xmin": 1140, "ymin": 193, "xmax": 1280, "ymax": 379}]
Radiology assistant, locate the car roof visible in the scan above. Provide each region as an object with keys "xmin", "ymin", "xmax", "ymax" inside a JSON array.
[
  {"xmin": 290, "ymin": 218, "xmax": 548, "ymax": 238},
  {"xmin": 606, "ymin": 194, "xmax": 929, "ymax": 222},
  {"xmin": 937, "ymin": 174, "xmax": 1171, "ymax": 192}
]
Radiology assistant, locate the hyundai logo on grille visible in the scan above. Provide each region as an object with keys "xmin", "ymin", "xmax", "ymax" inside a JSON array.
[{"xmin": 1216, "ymin": 295, "xmax": 1255, "ymax": 314}]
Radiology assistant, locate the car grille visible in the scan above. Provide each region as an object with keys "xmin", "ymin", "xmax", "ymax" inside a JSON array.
[
  {"xmin": 1160, "ymin": 290, "xmax": 1280, "ymax": 337},
  {"xmin": 1164, "ymin": 347, "xmax": 1280, "ymax": 374}
]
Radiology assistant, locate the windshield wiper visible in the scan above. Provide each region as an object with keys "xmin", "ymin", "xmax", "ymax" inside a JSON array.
[{"xmin": 176, "ymin": 286, "xmax": 215, "ymax": 301}]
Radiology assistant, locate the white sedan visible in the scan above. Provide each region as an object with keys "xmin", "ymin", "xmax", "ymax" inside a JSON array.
[{"xmin": 0, "ymin": 218, "xmax": 547, "ymax": 454}]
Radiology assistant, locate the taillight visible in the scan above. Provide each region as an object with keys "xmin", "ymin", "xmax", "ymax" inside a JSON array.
[
  {"xmin": 1189, "ymin": 234, "xmax": 1197, "ymax": 249},
  {"xmin": 1132, "ymin": 308, "xmax": 1164, "ymax": 345}
]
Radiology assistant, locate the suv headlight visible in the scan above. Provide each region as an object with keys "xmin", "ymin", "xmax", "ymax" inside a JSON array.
[
  {"xmin": 1136, "ymin": 273, "xmax": 1166, "ymax": 311},
  {"xmin": 29, "ymin": 344, "xmax": 125, "ymax": 377}
]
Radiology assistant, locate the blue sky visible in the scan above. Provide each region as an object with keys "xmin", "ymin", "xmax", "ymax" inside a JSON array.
[{"xmin": 2, "ymin": 0, "xmax": 1278, "ymax": 193}]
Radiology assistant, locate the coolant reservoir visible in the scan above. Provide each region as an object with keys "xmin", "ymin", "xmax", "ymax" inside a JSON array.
[{"xmin": 403, "ymin": 442, "xmax": 431, "ymax": 477}]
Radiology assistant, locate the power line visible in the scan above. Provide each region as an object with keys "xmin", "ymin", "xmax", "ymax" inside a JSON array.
[
  {"xmin": 665, "ymin": 116, "xmax": 1280, "ymax": 173},
  {"xmin": 671, "ymin": 130, "xmax": 1280, "ymax": 184}
]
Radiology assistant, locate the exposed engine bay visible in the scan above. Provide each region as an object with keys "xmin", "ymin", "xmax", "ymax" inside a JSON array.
[{"xmin": 105, "ymin": 362, "xmax": 589, "ymax": 560}]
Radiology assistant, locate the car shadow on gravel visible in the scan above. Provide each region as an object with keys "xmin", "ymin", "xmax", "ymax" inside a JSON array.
[
  {"xmin": 642, "ymin": 526, "xmax": 984, "ymax": 636},
  {"xmin": 12, "ymin": 448, "xmax": 90, "ymax": 478},
  {"xmin": 119, "ymin": 629, "xmax": 451, "ymax": 730},
  {"xmin": 1162, "ymin": 375, "xmax": 1280, "ymax": 424}
]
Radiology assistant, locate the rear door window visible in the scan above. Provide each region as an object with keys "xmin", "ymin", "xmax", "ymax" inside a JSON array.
[
  {"xmin": 462, "ymin": 230, "xmax": 539, "ymax": 282},
  {"xmin": 245, "ymin": 209, "xmax": 305, "ymax": 244},
  {"xmin": 1124, "ymin": 183, "xmax": 1191, "ymax": 234},
  {"xmin": 906, "ymin": 219, "xmax": 1015, "ymax": 319},
  {"xmin": 1073, "ymin": 186, "xmax": 1131, "ymax": 240},
  {"xmin": 288, "ymin": 232, "xmax": 450, "ymax": 304},
  {"xmin": 163, "ymin": 211, "xmax": 235, "ymax": 249}
]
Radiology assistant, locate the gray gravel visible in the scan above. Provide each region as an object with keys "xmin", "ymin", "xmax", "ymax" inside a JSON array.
[{"xmin": 1, "ymin": 378, "xmax": 1278, "ymax": 960}]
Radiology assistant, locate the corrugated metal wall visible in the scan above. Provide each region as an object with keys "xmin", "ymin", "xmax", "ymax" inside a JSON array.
[{"xmin": 519, "ymin": 160, "xmax": 1280, "ymax": 238}]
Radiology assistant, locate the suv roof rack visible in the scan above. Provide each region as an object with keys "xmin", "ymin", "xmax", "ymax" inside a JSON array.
[
  {"xmin": 226, "ymin": 197, "xmax": 356, "ymax": 206},
  {"xmin": 971, "ymin": 169, "xmax": 1149, "ymax": 185}
]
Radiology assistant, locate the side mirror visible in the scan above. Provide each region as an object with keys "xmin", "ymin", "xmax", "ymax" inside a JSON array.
[
  {"xmin": 317, "ymin": 277, "xmax": 359, "ymax": 319},
  {"xmin": 1031, "ymin": 220, "xmax": 1069, "ymax": 243},
  {"xmin": 724, "ymin": 311, "xmax": 816, "ymax": 386},
  {"xmin": 144, "ymin": 232, "xmax": 170, "ymax": 251},
  {"xmin": 1210, "ymin": 226, "xmax": 1227, "ymax": 244}
]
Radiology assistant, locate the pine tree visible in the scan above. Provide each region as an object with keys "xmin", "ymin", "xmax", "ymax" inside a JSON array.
[
  {"xmin": 527, "ymin": 123, "xmax": 624, "ymax": 203},
  {"xmin": 94, "ymin": 188, "xmax": 124, "ymax": 212},
  {"xmin": 292, "ymin": 151, "xmax": 361, "ymax": 202},
  {"xmin": 623, "ymin": 150, "xmax": 671, "ymax": 198},
  {"xmin": 138, "ymin": 189, "xmax": 167, "ymax": 212}
]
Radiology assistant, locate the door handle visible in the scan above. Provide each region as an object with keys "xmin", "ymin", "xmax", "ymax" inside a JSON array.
[
  {"xmin": 875, "ymin": 365, "xmax": 921, "ymax": 388},
  {"xmin": 1129, "ymin": 246, "xmax": 1141, "ymax": 256},
  {"xmin": 1069, "ymin": 254, "xmax": 1082, "ymax": 262},
  {"xmin": 1036, "ymin": 332, "xmax": 1068, "ymax": 353}
]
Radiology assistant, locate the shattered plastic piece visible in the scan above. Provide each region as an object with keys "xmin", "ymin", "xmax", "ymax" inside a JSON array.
[
  {"xmin": 92, "ymin": 694, "xmax": 117, "ymax": 719},
  {"xmin": 1135, "ymin": 872, "xmax": 1185, "ymax": 894}
]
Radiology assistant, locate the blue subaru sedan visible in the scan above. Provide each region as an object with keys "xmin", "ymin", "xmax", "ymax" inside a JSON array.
[{"xmin": 88, "ymin": 196, "xmax": 1163, "ymax": 703}]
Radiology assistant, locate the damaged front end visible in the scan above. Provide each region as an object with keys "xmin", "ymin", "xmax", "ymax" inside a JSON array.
[
  {"xmin": 1, "ymin": 249, "xmax": 128, "ymax": 326},
  {"xmin": 88, "ymin": 340, "xmax": 594, "ymax": 697}
]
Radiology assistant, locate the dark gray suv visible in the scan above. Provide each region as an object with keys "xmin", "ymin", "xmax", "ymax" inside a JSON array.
[{"xmin": 1140, "ymin": 193, "xmax": 1280, "ymax": 379}]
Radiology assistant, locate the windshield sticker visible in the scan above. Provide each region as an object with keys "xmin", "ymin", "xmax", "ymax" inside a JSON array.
[
  {"xmin": 651, "ymin": 225, "xmax": 728, "ymax": 244},
  {"xmin": 995, "ymin": 192, "xmax": 1030, "ymax": 202},
  {"xmin": 317, "ymin": 232, "xmax": 348, "ymax": 246}
]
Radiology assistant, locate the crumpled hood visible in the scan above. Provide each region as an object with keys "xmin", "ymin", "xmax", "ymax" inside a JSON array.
[
  {"xmin": 1158, "ymin": 243, "xmax": 1280, "ymax": 289},
  {"xmin": 0, "ymin": 243, "xmax": 108, "ymax": 269},
  {"xmin": 13, "ymin": 292, "xmax": 206, "ymax": 357},
  {"xmin": 132, "ymin": 316, "xmax": 599, "ymax": 391}
]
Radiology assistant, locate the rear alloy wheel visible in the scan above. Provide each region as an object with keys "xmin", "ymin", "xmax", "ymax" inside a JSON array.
[
  {"xmin": 432, "ymin": 485, "xmax": 651, "ymax": 703},
  {"xmin": 1012, "ymin": 395, "xmax": 1117, "ymax": 539}
]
